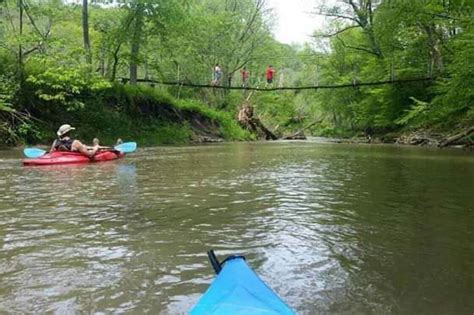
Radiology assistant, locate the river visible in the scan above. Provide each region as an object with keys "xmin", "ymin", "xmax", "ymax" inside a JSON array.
[{"xmin": 0, "ymin": 141, "xmax": 473, "ymax": 314}]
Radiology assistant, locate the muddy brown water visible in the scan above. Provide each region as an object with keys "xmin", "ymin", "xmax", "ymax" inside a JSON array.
[{"xmin": 0, "ymin": 141, "xmax": 473, "ymax": 314}]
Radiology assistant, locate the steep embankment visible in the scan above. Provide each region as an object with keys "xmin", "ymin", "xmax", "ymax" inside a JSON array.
[{"xmin": 10, "ymin": 84, "xmax": 251, "ymax": 146}]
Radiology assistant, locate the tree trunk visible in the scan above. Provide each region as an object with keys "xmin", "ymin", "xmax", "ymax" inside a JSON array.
[
  {"xmin": 18, "ymin": 0, "xmax": 24, "ymax": 82},
  {"xmin": 82, "ymin": 0, "xmax": 92, "ymax": 64},
  {"xmin": 423, "ymin": 23, "xmax": 444, "ymax": 76},
  {"xmin": 129, "ymin": 4, "xmax": 144, "ymax": 85},
  {"xmin": 129, "ymin": 41, "xmax": 139, "ymax": 85},
  {"xmin": 99, "ymin": 45, "xmax": 105, "ymax": 76},
  {"xmin": 144, "ymin": 57, "xmax": 149, "ymax": 80},
  {"xmin": 332, "ymin": 109, "xmax": 338, "ymax": 126},
  {"xmin": 109, "ymin": 43, "xmax": 122, "ymax": 82},
  {"xmin": 238, "ymin": 102, "xmax": 277, "ymax": 140},
  {"xmin": 283, "ymin": 120, "xmax": 321, "ymax": 140},
  {"xmin": 439, "ymin": 126, "xmax": 474, "ymax": 147}
]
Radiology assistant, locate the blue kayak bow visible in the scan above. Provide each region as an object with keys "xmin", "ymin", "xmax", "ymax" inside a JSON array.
[
  {"xmin": 191, "ymin": 250, "xmax": 295, "ymax": 314},
  {"xmin": 23, "ymin": 142, "xmax": 137, "ymax": 158}
]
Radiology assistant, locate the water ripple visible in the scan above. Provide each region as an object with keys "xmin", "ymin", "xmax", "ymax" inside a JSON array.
[{"xmin": 0, "ymin": 143, "xmax": 473, "ymax": 314}]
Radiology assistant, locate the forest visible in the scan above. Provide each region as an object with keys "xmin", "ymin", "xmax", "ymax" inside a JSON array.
[{"xmin": 0, "ymin": 0, "xmax": 473, "ymax": 146}]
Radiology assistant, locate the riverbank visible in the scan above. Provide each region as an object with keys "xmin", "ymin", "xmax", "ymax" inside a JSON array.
[
  {"xmin": 309, "ymin": 126, "xmax": 473, "ymax": 150},
  {"xmin": 2, "ymin": 84, "xmax": 252, "ymax": 146},
  {"xmin": 3, "ymin": 81, "xmax": 471, "ymax": 150},
  {"xmin": 319, "ymin": 134, "xmax": 472, "ymax": 150}
]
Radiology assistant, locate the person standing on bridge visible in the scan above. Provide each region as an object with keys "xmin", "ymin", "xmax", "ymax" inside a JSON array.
[
  {"xmin": 266, "ymin": 65, "xmax": 276, "ymax": 86},
  {"xmin": 212, "ymin": 63, "xmax": 223, "ymax": 86},
  {"xmin": 241, "ymin": 67, "xmax": 250, "ymax": 87}
]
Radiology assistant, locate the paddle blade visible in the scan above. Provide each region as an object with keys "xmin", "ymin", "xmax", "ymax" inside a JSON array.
[
  {"xmin": 114, "ymin": 142, "xmax": 137, "ymax": 153},
  {"xmin": 24, "ymin": 148, "xmax": 47, "ymax": 158}
]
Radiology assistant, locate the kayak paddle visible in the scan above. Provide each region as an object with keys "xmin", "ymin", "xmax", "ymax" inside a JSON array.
[
  {"xmin": 114, "ymin": 142, "xmax": 137, "ymax": 153},
  {"xmin": 23, "ymin": 148, "xmax": 48, "ymax": 158},
  {"xmin": 23, "ymin": 142, "xmax": 137, "ymax": 158}
]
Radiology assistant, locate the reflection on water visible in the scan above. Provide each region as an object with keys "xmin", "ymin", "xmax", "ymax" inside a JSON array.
[{"xmin": 0, "ymin": 142, "xmax": 473, "ymax": 314}]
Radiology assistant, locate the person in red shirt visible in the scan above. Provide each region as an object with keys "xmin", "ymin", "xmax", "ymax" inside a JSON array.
[
  {"xmin": 241, "ymin": 67, "xmax": 250, "ymax": 87},
  {"xmin": 266, "ymin": 65, "xmax": 275, "ymax": 85}
]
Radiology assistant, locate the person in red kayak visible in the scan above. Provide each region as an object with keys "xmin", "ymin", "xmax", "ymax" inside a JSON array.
[
  {"xmin": 266, "ymin": 65, "xmax": 275, "ymax": 86},
  {"xmin": 50, "ymin": 124, "xmax": 99, "ymax": 157}
]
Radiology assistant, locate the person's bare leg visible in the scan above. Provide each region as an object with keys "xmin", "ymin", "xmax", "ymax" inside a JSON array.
[{"xmin": 72, "ymin": 140, "xmax": 98, "ymax": 157}]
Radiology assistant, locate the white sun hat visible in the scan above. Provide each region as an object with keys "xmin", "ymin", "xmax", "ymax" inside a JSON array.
[{"xmin": 57, "ymin": 124, "xmax": 75, "ymax": 137}]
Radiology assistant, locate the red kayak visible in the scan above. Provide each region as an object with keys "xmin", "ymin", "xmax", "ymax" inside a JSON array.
[{"xmin": 23, "ymin": 150, "xmax": 125, "ymax": 166}]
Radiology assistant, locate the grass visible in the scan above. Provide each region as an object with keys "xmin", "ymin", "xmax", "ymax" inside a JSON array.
[{"xmin": 20, "ymin": 83, "xmax": 251, "ymax": 146}]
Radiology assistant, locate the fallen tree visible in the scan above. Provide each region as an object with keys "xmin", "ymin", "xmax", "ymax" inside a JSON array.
[
  {"xmin": 439, "ymin": 126, "xmax": 474, "ymax": 148},
  {"xmin": 282, "ymin": 120, "xmax": 322, "ymax": 140},
  {"xmin": 237, "ymin": 101, "xmax": 277, "ymax": 140},
  {"xmin": 237, "ymin": 92, "xmax": 278, "ymax": 140}
]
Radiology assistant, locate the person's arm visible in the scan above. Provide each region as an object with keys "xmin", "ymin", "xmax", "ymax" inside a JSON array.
[{"xmin": 50, "ymin": 140, "xmax": 57, "ymax": 153}]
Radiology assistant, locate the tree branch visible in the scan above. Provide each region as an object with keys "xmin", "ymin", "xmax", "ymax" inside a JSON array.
[
  {"xmin": 23, "ymin": 3, "xmax": 47, "ymax": 40},
  {"xmin": 23, "ymin": 46, "xmax": 39, "ymax": 56},
  {"xmin": 239, "ymin": 0, "xmax": 263, "ymax": 42},
  {"xmin": 335, "ymin": 36, "xmax": 380, "ymax": 56},
  {"xmin": 315, "ymin": 25, "xmax": 360, "ymax": 38},
  {"xmin": 4, "ymin": 1, "xmax": 18, "ymax": 35},
  {"xmin": 347, "ymin": 0, "xmax": 360, "ymax": 15},
  {"xmin": 312, "ymin": 11, "xmax": 360, "ymax": 24},
  {"xmin": 422, "ymin": 12, "xmax": 461, "ymax": 20}
]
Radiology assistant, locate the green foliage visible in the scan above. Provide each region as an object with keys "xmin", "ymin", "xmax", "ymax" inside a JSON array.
[
  {"xmin": 0, "ymin": 75, "xmax": 17, "ymax": 110},
  {"xmin": 1, "ymin": 0, "xmax": 472, "ymax": 145},
  {"xmin": 20, "ymin": 81, "xmax": 249, "ymax": 145},
  {"xmin": 252, "ymin": 92, "xmax": 300, "ymax": 131},
  {"xmin": 317, "ymin": 126, "xmax": 357, "ymax": 138},
  {"xmin": 429, "ymin": 20, "xmax": 474, "ymax": 127},
  {"xmin": 26, "ymin": 58, "xmax": 111, "ymax": 111},
  {"xmin": 292, "ymin": 0, "xmax": 473, "ymax": 136},
  {"xmin": 136, "ymin": 123, "xmax": 192, "ymax": 146},
  {"xmin": 175, "ymin": 98, "xmax": 252, "ymax": 140},
  {"xmin": 0, "ymin": 74, "xmax": 24, "ymax": 144},
  {"xmin": 120, "ymin": 84, "xmax": 175, "ymax": 107},
  {"xmin": 395, "ymin": 97, "xmax": 429, "ymax": 127}
]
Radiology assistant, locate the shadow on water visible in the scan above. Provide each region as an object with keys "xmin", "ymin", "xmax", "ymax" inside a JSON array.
[{"xmin": 0, "ymin": 142, "xmax": 473, "ymax": 314}]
